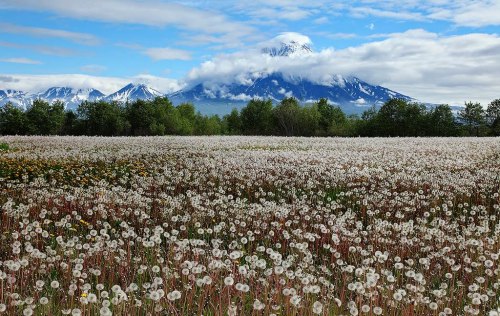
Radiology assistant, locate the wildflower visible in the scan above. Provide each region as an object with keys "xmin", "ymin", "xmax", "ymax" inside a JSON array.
[
  {"xmin": 23, "ymin": 309, "xmax": 33, "ymax": 316},
  {"xmin": 312, "ymin": 301, "xmax": 323, "ymax": 314},
  {"xmin": 224, "ymin": 276, "xmax": 234, "ymax": 286},
  {"xmin": 290, "ymin": 295, "xmax": 301, "ymax": 306},
  {"xmin": 167, "ymin": 290, "xmax": 181, "ymax": 301},
  {"xmin": 99, "ymin": 307, "xmax": 112, "ymax": 316},
  {"xmin": 253, "ymin": 299, "xmax": 265, "ymax": 310}
]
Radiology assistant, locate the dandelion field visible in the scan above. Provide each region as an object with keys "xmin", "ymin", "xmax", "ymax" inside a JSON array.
[{"xmin": 0, "ymin": 136, "xmax": 499, "ymax": 316}]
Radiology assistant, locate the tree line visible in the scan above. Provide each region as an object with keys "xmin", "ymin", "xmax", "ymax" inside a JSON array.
[{"xmin": 1, "ymin": 97, "xmax": 499, "ymax": 137}]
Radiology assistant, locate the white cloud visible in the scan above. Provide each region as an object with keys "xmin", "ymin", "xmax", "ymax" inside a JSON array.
[
  {"xmin": 0, "ymin": 57, "xmax": 42, "ymax": 64},
  {"xmin": 0, "ymin": 74, "xmax": 183, "ymax": 94},
  {"xmin": 351, "ymin": 7, "xmax": 426, "ymax": 21},
  {"xmin": 1, "ymin": 0, "xmax": 253, "ymax": 44},
  {"xmin": 259, "ymin": 32, "xmax": 312, "ymax": 48},
  {"xmin": 347, "ymin": 1, "xmax": 500, "ymax": 27},
  {"xmin": 143, "ymin": 47, "xmax": 192, "ymax": 61},
  {"xmin": 313, "ymin": 17, "xmax": 329, "ymax": 24},
  {"xmin": 80, "ymin": 64, "xmax": 107, "ymax": 73},
  {"xmin": 178, "ymin": 0, "xmax": 500, "ymax": 28},
  {"xmin": 0, "ymin": 23, "xmax": 100, "ymax": 45},
  {"xmin": 186, "ymin": 30, "xmax": 500, "ymax": 105},
  {"xmin": 0, "ymin": 41, "xmax": 78, "ymax": 56}
]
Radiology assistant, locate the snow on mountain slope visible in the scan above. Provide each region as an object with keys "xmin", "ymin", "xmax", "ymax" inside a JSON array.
[
  {"xmin": 0, "ymin": 83, "xmax": 164, "ymax": 109},
  {"xmin": 169, "ymin": 73, "xmax": 412, "ymax": 114},
  {"xmin": 105, "ymin": 83, "xmax": 163, "ymax": 102},
  {"xmin": 0, "ymin": 33, "xmax": 418, "ymax": 114},
  {"xmin": 171, "ymin": 33, "xmax": 415, "ymax": 114},
  {"xmin": 0, "ymin": 89, "xmax": 31, "ymax": 109},
  {"xmin": 35, "ymin": 87, "xmax": 105, "ymax": 109},
  {"xmin": 260, "ymin": 32, "xmax": 313, "ymax": 57}
]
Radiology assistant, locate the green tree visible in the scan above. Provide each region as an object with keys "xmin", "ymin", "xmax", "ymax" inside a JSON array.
[
  {"xmin": 273, "ymin": 97, "xmax": 302, "ymax": 136},
  {"xmin": 240, "ymin": 99, "xmax": 273, "ymax": 135},
  {"xmin": 25, "ymin": 99, "xmax": 65, "ymax": 135},
  {"xmin": 459, "ymin": 101, "xmax": 485, "ymax": 136},
  {"xmin": 300, "ymin": 103, "xmax": 321, "ymax": 136},
  {"xmin": 126, "ymin": 99, "xmax": 157, "ymax": 135},
  {"xmin": 0, "ymin": 102, "xmax": 27, "ymax": 135},
  {"xmin": 61, "ymin": 110, "xmax": 78, "ymax": 135},
  {"xmin": 223, "ymin": 108, "xmax": 242, "ymax": 135},
  {"xmin": 402, "ymin": 102, "xmax": 427, "ymax": 136},
  {"xmin": 194, "ymin": 114, "xmax": 222, "ymax": 135},
  {"xmin": 486, "ymin": 99, "xmax": 500, "ymax": 136},
  {"xmin": 48, "ymin": 100, "xmax": 66, "ymax": 135},
  {"xmin": 426, "ymin": 104, "xmax": 457, "ymax": 136},
  {"xmin": 316, "ymin": 98, "xmax": 347, "ymax": 136},
  {"xmin": 376, "ymin": 99, "xmax": 427, "ymax": 136},
  {"xmin": 175, "ymin": 103, "xmax": 196, "ymax": 135},
  {"xmin": 152, "ymin": 97, "xmax": 179, "ymax": 135},
  {"xmin": 376, "ymin": 99, "xmax": 407, "ymax": 136},
  {"xmin": 78, "ymin": 100, "xmax": 128, "ymax": 136}
]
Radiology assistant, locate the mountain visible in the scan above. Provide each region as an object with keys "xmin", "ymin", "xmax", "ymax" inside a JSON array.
[
  {"xmin": 168, "ymin": 35, "xmax": 413, "ymax": 114},
  {"xmin": 0, "ymin": 35, "xmax": 416, "ymax": 114},
  {"xmin": 0, "ymin": 89, "xmax": 31, "ymax": 108},
  {"xmin": 0, "ymin": 84, "xmax": 161, "ymax": 110},
  {"xmin": 105, "ymin": 83, "xmax": 163, "ymax": 102},
  {"xmin": 261, "ymin": 39, "xmax": 312, "ymax": 57},
  {"xmin": 169, "ymin": 73, "xmax": 411, "ymax": 114},
  {"xmin": 36, "ymin": 87, "xmax": 105, "ymax": 108}
]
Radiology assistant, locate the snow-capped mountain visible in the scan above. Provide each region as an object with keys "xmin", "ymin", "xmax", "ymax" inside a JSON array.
[
  {"xmin": 0, "ymin": 84, "xmax": 162, "ymax": 110},
  {"xmin": 0, "ymin": 34, "xmax": 416, "ymax": 114},
  {"xmin": 169, "ymin": 73, "xmax": 412, "ymax": 114},
  {"xmin": 0, "ymin": 89, "xmax": 31, "ymax": 108},
  {"xmin": 105, "ymin": 83, "xmax": 163, "ymax": 102},
  {"xmin": 260, "ymin": 32, "xmax": 313, "ymax": 57},
  {"xmin": 261, "ymin": 40, "xmax": 312, "ymax": 57},
  {"xmin": 35, "ymin": 87, "xmax": 105, "ymax": 108},
  {"xmin": 169, "ymin": 34, "xmax": 413, "ymax": 114}
]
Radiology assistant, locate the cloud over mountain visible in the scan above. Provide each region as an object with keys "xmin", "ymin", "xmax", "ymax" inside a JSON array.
[{"xmin": 186, "ymin": 30, "xmax": 500, "ymax": 105}]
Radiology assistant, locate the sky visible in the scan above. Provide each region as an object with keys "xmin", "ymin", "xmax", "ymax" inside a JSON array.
[{"xmin": 0, "ymin": 0, "xmax": 500, "ymax": 106}]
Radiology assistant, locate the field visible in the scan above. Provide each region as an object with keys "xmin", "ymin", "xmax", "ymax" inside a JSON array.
[{"xmin": 0, "ymin": 136, "xmax": 499, "ymax": 316}]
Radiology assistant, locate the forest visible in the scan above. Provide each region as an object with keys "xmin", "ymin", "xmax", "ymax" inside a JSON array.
[{"xmin": 0, "ymin": 97, "xmax": 499, "ymax": 137}]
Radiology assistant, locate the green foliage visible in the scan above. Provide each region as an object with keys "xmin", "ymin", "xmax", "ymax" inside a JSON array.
[
  {"xmin": 0, "ymin": 102, "xmax": 27, "ymax": 135},
  {"xmin": 175, "ymin": 103, "xmax": 196, "ymax": 135},
  {"xmin": 224, "ymin": 108, "xmax": 242, "ymax": 135},
  {"xmin": 240, "ymin": 99, "xmax": 274, "ymax": 135},
  {"xmin": 25, "ymin": 99, "xmax": 65, "ymax": 135},
  {"xmin": 486, "ymin": 99, "xmax": 500, "ymax": 136},
  {"xmin": 61, "ymin": 110, "xmax": 78, "ymax": 135},
  {"xmin": 300, "ymin": 103, "xmax": 321, "ymax": 136},
  {"xmin": 273, "ymin": 97, "xmax": 302, "ymax": 136},
  {"xmin": 1, "ymin": 96, "xmax": 499, "ymax": 137},
  {"xmin": 194, "ymin": 114, "xmax": 223, "ymax": 135},
  {"xmin": 316, "ymin": 98, "xmax": 349, "ymax": 136},
  {"xmin": 459, "ymin": 101, "xmax": 485, "ymax": 136},
  {"xmin": 0, "ymin": 143, "xmax": 9, "ymax": 151},
  {"xmin": 77, "ymin": 100, "xmax": 128, "ymax": 136},
  {"xmin": 426, "ymin": 104, "xmax": 458, "ymax": 136},
  {"xmin": 374, "ymin": 99, "xmax": 428, "ymax": 136}
]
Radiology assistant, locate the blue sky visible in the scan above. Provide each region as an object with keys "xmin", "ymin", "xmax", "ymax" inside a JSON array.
[{"xmin": 0, "ymin": 0, "xmax": 500, "ymax": 105}]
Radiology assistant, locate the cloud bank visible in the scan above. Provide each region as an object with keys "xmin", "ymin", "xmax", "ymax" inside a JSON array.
[
  {"xmin": 186, "ymin": 30, "xmax": 500, "ymax": 105},
  {"xmin": 1, "ymin": 30, "xmax": 500, "ymax": 105},
  {"xmin": 0, "ymin": 74, "xmax": 183, "ymax": 95}
]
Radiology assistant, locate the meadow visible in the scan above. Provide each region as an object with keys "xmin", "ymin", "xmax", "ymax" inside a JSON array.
[{"xmin": 0, "ymin": 136, "xmax": 499, "ymax": 316}]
